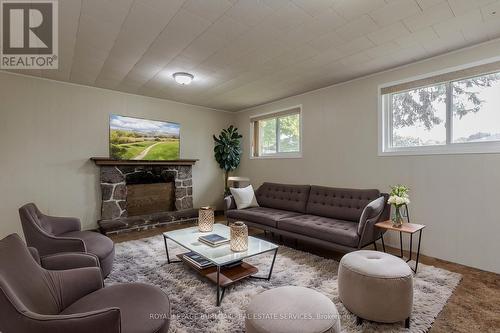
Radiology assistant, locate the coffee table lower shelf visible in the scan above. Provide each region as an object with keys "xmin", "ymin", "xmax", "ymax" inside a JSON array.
[{"xmin": 176, "ymin": 253, "xmax": 259, "ymax": 287}]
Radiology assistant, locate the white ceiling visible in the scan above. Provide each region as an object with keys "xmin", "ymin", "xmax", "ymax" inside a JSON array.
[{"xmin": 8, "ymin": 0, "xmax": 500, "ymax": 111}]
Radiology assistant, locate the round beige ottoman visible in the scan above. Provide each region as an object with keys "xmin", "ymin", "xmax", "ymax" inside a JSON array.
[
  {"xmin": 338, "ymin": 250, "xmax": 413, "ymax": 328},
  {"xmin": 245, "ymin": 286, "xmax": 341, "ymax": 333}
]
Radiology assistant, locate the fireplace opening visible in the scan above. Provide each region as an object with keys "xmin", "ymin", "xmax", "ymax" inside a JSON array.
[
  {"xmin": 126, "ymin": 182, "xmax": 175, "ymax": 216},
  {"xmin": 124, "ymin": 169, "xmax": 177, "ymax": 217}
]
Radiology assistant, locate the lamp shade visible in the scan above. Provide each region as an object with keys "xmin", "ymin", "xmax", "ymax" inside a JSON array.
[{"xmin": 227, "ymin": 176, "xmax": 250, "ymax": 188}]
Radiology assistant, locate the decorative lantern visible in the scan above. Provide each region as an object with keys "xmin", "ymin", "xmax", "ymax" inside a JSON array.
[
  {"xmin": 198, "ymin": 206, "xmax": 214, "ymax": 232},
  {"xmin": 230, "ymin": 221, "xmax": 248, "ymax": 252}
]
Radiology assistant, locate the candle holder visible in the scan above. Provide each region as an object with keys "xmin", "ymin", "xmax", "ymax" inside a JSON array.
[
  {"xmin": 230, "ymin": 221, "xmax": 248, "ymax": 252},
  {"xmin": 198, "ymin": 206, "xmax": 214, "ymax": 232}
]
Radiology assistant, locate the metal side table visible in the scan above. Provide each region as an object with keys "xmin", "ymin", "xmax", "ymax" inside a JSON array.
[{"xmin": 375, "ymin": 220, "xmax": 425, "ymax": 273}]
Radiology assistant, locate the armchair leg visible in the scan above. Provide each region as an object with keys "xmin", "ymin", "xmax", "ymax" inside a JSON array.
[
  {"xmin": 405, "ymin": 317, "xmax": 410, "ymax": 328},
  {"xmin": 356, "ymin": 316, "xmax": 363, "ymax": 325},
  {"xmin": 373, "ymin": 241, "xmax": 378, "ymax": 251}
]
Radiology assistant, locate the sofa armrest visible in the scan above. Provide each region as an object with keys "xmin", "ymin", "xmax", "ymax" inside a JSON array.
[
  {"xmin": 48, "ymin": 267, "xmax": 104, "ymax": 309},
  {"xmin": 224, "ymin": 195, "xmax": 236, "ymax": 212},
  {"xmin": 3, "ymin": 307, "xmax": 121, "ymax": 333},
  {"xmin": 379, "ymin": 193, "xmax": 391, "ymax": 222},
  {"xmin": 41, "ymin": 252, "xmax": 100, "ymax": 271},
  {"xmin": 34, "ymin": 233, "xmax": 87, "ymax": 256},
  {"xmin": 28, "ymin": 247, "xmax": 41, "ymax": 265},
  {"xmin": 357, "ymin": 196, "xmax": 386, "ymax": 247},
  {"xmin": 42, "ymin": 215, "xmax": 82, "ymax": 235}
]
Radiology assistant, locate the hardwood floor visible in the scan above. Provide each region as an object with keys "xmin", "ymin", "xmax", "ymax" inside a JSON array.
[{"xmin": 110, "ymin": 219, "xmax": 500, "ymax": 333}]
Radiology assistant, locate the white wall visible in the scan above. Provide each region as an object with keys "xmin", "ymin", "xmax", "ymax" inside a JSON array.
[
  {"xmin": 234, "ymin": 40, "xmax": 500, "ymax": 274},
  {"xmin": 0, "ymin": 72, "xmax": 231, "ymax": 237}
]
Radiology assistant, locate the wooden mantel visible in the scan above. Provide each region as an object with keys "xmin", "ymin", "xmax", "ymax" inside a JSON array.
[{"xmin": 90, "ymin": 157, "xmax": 198, "ymax": 166}]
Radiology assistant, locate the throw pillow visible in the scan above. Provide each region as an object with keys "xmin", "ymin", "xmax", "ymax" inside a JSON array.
[{"xmin": 230, "ymin": 185, "xmax": 259, "ymax": 210}]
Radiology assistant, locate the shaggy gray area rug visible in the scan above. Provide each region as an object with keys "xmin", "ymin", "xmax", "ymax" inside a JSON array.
[{"xmin": 107, "ymin": 235, "xmax": 461, "ymax": 333}]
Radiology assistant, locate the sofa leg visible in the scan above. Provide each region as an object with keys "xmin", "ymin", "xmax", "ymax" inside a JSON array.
[
  {"xmin": 405, "ymin": 317, "xmax": 410, "ymax": 328},
  {"xmin": 279, "ymin": 234, "xmax": 283, "ymax": 243},
  {"xmin": 294, "ymin": 238, "xmax": 298, "ymax": 248},
  {"xmin": 356, "ymin": 316, "xmax": 363, "ymax": 325}
]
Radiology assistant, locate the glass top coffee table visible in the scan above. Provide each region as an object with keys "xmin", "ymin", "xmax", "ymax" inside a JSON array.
[{"xmin": 163, "ymin": 224, "xmax": 278, "ymax": 306}]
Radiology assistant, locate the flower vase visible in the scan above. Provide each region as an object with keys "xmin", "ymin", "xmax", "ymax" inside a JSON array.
[{"xmin": 392, "ymin": 206, "xmax": 404, "ymax": 228}]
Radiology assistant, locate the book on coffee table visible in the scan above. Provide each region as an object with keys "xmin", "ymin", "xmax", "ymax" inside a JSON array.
[
  {"xmin": 198, "ymin": 234, "xmax": 229, "ymax": 247},
  {"xmin": 182, "ymin": 251, "xmax": 213, "ymax": 269}
]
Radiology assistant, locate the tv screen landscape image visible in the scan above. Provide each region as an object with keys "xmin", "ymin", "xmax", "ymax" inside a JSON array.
[{"xmin": 109, "ymin": 114, "xmax": 180, "ymax": 160}]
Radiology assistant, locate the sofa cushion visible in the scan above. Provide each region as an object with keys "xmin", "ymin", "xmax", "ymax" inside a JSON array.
[
  {"xmin": 277, "ymin": 215, "xmax": 360, "ymax": 247},
  {"xmin": 255, "ymin": 183, "xmax": 311, "ymax": 213},
  {"xmin": 306, "ymin": 186, "xmax": 380, "ymax": 222},
  {"xmin": 226, "ymin": 207, "xmax": 301, "ymax": 228}
]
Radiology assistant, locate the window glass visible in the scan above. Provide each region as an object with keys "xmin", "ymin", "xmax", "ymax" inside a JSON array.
[
  {"xmin": 452, "ymin": 73, "xmax": 500, "ymax": 143},
  {"xmin": 258, "ymin": 117, "xmax": 276, "ymax": 155},
  {"xmin": 278, "ymin": 113, "xmax": 300, "ymax": 153},
  {"xmin": 390, "ymin": 84, "xmax": 447, "ymax": 147}
]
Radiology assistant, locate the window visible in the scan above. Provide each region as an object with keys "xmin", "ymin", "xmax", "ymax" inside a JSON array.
[
  {"xmin": 380, "ymin": 62, "xmax": 500, "ymax": 155},
  {"xmin": 251, "ymin": 107, "xmax": 301, "ymax": 158}
]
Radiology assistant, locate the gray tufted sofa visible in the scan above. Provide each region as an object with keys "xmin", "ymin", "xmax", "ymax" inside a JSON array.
[{"xmin": 225, "ymin": 183, "xmax": 390, "ymax": 252}]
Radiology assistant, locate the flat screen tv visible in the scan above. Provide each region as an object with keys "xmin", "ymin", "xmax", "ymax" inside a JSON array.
[{"xmin": 109, "ymin": 114, "xmax": 180, "ymax": 160}]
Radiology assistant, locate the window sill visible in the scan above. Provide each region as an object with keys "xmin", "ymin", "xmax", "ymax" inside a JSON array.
[
  {"xmin": 379, "ymin": 142, "xmax": 500, "ymax": 156},
  {"xmin": 250, "ymin": 153, "xmax": 302, "ymax": 160}
]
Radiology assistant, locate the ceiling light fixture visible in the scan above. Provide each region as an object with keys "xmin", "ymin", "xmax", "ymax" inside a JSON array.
[{"xmin": 173, "ymin": 72, "xmax": 194, "ymax": 85}]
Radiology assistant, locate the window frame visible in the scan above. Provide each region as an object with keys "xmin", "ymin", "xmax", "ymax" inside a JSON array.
[
  {"xmin": 379, "ymin": 58, "xmax": 500, "ymax": 156},
  {"xmin": 250, "ymin": 106, "xmax": 303, "ymax": 159}
]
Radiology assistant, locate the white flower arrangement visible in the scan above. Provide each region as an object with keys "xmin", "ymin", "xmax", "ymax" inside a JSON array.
[
  {"xmin": 388, "ymin": 185, "xmax": 410, "ymax": 207},
  {"xmin": 387, "ymin": 195, "xmax": 410, "ymax": 206}
]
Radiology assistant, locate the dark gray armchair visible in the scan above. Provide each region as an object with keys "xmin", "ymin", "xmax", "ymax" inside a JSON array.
[
  {"xmin": 19, "ymin": 203, "xmax": 115, "ymax": 277},
  {"xmin": 0, "ymin": 234, "xmax": 170, "ymax": 333}
]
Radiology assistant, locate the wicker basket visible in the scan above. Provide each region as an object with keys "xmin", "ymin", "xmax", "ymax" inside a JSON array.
[
  {"xmin": 198, "ymin": 206, "xmax": 214, "ymax": 232},
  {"xmin": 230, "ymin": 221, "xmax": 248, "ymax": 252}
]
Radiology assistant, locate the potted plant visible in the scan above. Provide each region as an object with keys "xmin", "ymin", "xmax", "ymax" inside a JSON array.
[
  {"xmin": 213, "ymin": 126, "xmax": 242, "ymax": 194},
  {"xmin": 387, "ymin": 185, "xmax": 410, "ymax": 227}
]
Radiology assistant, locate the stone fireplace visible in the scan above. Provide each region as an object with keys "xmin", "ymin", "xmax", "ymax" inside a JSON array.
[{"xmin": 92, "ymin": 158, "xmax": 198, "ymax": 235}]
